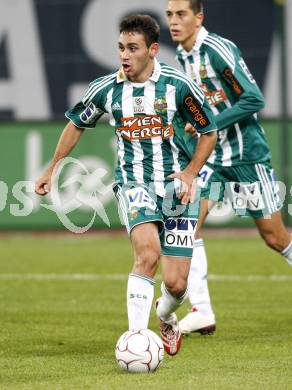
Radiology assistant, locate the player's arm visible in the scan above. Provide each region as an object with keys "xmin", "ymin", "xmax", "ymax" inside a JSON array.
[
  {"xmin": 35, "ymin": 122, "xmax": 84, "ymax": 195},
  {"xmin": 210, "ymin": 42, "xmax": 265, "ymax": 130},
  {"xmin": 170, "ymin": 130, "xmax": 216, "ymax": 204},
  {"xmin": 35, "ymin": 84, "xmax": 105, "ymax": 196},
  {"xmin": 170, "ymin": 85, "xmax": 217, "ymax": 204}
]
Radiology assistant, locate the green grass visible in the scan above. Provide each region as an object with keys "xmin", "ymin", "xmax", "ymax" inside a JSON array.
[{"xmin": 0, "ymin": 234, "xmax": 292, "ymax": 389}]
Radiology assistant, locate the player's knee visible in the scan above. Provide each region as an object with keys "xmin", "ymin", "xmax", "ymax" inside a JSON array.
[
  {"xmin": 164, "ymin": 278, "xmax": 187, "ymax": 298},
  {"xmin": 134, "ymin": 248, "xmax": 160, "ymax": 275},
  {"xmin": 262, "ymin": 231, "xmax": 279, "ymax": 251}
]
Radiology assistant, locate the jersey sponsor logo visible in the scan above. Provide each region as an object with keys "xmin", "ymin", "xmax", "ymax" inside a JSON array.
[
  {"xmin": 239, "ymin": 59, "xmax": 255, "ymax": 83},
  {"xmin": 133, "ymin": 96, "xmax": 145, "ymax": 113},
  {"xmin": 164, "ymin": 218, "xmax": 197, "ymax": 249},
  {"xmin": 80, "ymin": 102, "xmax": 102, "ymax": 124},
  {"xmin": 184, "ymin": 95, "xmax": 211, "ymax": 128},
  {"xmin": 201, "ymin": 84, "xmax": 228, "ymax": 106},
  {"xmin": 125, "ymin": 187, "xmax": 157, "ymax": 212},
  {"xmin": 117, "ymin": 115, "xmax": 174, "ymax": 141},
  {"xmin": 231, "ymin": 182, "xmax": 265, "ymax": 211},
  {"xmin": 223, "ymin": 67, "xmax": 244, "ymax": 95},
  {"xmin": 154, "ymin": 96, "xmax": 168, "ymax": 113}
]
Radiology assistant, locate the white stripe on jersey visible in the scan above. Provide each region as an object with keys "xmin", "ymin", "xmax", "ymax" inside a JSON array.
[
  {"xmin": 83, "ymin": 74, "xmax": 116, "ymax": 105},
  {"xmin": 218, "ymin": 100, "xmax": 232, "ymax": 167},
  {"xmin": 84, "ymin": 73, "xmax": 116, "ymax": 101},
  {"xmin": 204, "ymin": 36, "xmax": 235, "ymax": 72},
  {"xmin": 112, "ymin": 87, "xmax": 128, "ymax": 184},
  {"xmin": 218, "ymin": 129, "xmax": 232, "ymax": 167},
  {"xmin": 105, "ymin": 87, "xmax": 127, "ymax": 183},
  {"xmin": 116, "ymin": 186, "xmax": 130, "ymax": 233},
  {"xmin": 104, "ymin": 88, "xmax": 115, "ymax": 126},
  {"xmin": 162, "ymin": 66, "xmax": 205, "ymax": 103},
  {"xmin": 203, "ymin": 57, "xmax": 242, "ymax": 165},
  {"xmin": 234, "ymin": 123, "xmax": 243, "ymax": 161},
  {"xmin": 204, "ymin": 52, "xmax": 218, "ymax": 80},
  {"xmin": 207, "ymin": 76, "xmax": 233, "ymax": 166},
  {"xmin": 255, "ymin": 164, "xmax": 277, "ymax": 214},
  {"xmin": 166, "ymin": 84, "xmax": 181, "ymax": 178},
  {"xmin": 161, "ymin": 67, "xmax": 204, "ymax": 105},
  {"xmin": 144, "ymin": 82, "xmax": 166, "ymax": 197},
  {"xmin": 84, "ymin": 73, "xmax": 117, "ymax": 99},
  {"xmin": 122, "ymin": 83, "xmax": 144, "ymax": 183},
  {"xmin": 116, "ymin": 134, "xmax": 128, "ymax": 184}
]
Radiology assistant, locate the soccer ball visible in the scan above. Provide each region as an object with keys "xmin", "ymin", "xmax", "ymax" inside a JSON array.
[{"xmin": 115, "ymin": 329, "xmax": 164, "ymax": 373}]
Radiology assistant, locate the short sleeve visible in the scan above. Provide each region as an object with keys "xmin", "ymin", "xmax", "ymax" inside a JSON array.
[{"xmin": 65, "ymin": 101, "xmax": 104, "ymax": 129}]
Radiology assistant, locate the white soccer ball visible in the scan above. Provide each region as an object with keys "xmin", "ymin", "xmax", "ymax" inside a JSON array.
[{"xmin": 115, "ymin": 329, "xmax": 164, "ymax": 373}]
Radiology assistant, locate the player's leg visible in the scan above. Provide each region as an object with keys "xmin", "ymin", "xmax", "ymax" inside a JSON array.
[
  {"xmin": 254, "ymin": 211, "xmax": 292, "ymax": 265},
  {"xmin": 157, "ymin": 256, "xmax": 190, "ymax": 320},
  {"xmin": 226, "ymin": 162, "xmax": 292, "ymax": 265},
  {"xmin": 127, "ymin": 222, "xmax": 161, "ymax": 331},
  {"xmin": 179, "ymin": 198, "xmax": 216, "ymax": 334},
  {"xmin": 156, "ymin": 198, "xmax": 198, "ymax": 354},
  {"xmin": 156, "ymin": 255, "xmax": 190, "ymax": 355},
  {"xmin": 179, "ymin": 164, "xmax": 223, "ymax": 334},
  {"xmin": 114, "ymin": 183, "xmax": 163, "ymax": 331}
]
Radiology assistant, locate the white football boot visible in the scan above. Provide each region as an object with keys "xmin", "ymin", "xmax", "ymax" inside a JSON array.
[{"xmin": 179, "ymin": 308, "xmax": 216, "ymax": 335}]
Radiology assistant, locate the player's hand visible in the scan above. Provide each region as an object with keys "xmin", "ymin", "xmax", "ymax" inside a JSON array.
[
  {"xmin": 168, "ymin": 170, "xmax": 197, "ymax": 205},
  {"xmin": 185, "ymin": 123, "xmax": 198, "ymax": 138},
  {"xmin": 35, "ymin": 172, "xmax": 52, "ymax": 196}
]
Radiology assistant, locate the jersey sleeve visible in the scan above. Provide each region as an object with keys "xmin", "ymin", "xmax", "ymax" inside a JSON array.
[
  {"xmin": 177, "ymin": 79, "xmax": 217, "ymax": 134},
  {"xmin": 65, "ymin": 80, "xmax": 106, "ymax": 129},
  {"xmin": 208, "ymin": 38, "xmax": 265, "ymax": 130}
]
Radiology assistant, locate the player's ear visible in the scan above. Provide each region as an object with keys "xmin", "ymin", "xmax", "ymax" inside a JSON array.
[
  {"xmin": 196, "ymin": 12, "xmax": 204, "ymax": 27},
  {"xmin": 149, "ymin": 42, "xmax": 159, "ymax": 59}
]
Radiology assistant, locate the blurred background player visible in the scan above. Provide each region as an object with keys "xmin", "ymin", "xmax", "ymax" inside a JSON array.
[
  {"xmin": 35, "ymin": 14, "xmax": 217, "ymax": 355},
  {"xmin": 165, "ymin": 0, "xmax": 292, "ymax": 335}
]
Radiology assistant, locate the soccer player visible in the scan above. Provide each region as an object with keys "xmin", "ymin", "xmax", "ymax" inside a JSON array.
[
  {"xmin": 35, "ymin": 14, "xmax": 217, "ymax": 355},
  {"xmin": 165, "ymin": 0, "xmax": 292, "ymax": 335}
]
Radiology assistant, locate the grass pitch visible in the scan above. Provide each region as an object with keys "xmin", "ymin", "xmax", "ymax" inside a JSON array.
[{"xmin": 0, "ymin": 233, "xmax": 292, "ymax": 389}]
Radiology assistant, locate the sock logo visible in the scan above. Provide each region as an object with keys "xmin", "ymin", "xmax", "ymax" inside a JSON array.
[{"xmin": 129, "ymin": 293, "xmax": 147, "ymax": 300}]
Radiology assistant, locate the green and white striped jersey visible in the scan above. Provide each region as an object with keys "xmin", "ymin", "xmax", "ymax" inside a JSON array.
[
  {"xmin": 66, "ymin": 59, "xmax": 216, "ymax": 197},
  {"xmin": 176, "ymin": 26, "xmax": 271, "ymax": 167}
]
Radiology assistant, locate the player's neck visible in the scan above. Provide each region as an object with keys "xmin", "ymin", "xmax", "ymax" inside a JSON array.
[
  {"xmin": 129, "ymin": 59, "xmax": 155, "ymax": 83},
  {"xmin": 181, "ymin": 27, "xmax": 201, "ymax": 52}
]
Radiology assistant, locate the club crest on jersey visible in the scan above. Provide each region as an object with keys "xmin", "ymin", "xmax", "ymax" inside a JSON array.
[
  {"xmin": 154, "ymin": 96, "xmax": 168, "ymax": 113},
  {"xmin": 133, "ymin": 96, "xmax": 145, "ymax": 113},
  {"xmin": 129, "ymin": 207, "xmax": 139, "ymax": 220},
  {"xmin": 80, "ymin": 102, "xmax": 101, "ymax": 124},
  {"xmin": 199, "ymin": 64, "xmax": 208, "ymax": 79},
  {"xmin": 117, "ymin": 115, "xmax": 174, "ymax": 141}
]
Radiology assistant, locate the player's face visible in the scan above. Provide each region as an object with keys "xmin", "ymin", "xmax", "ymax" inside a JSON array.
[
  {"xmin": 166, "ymin": 0, "xmax": 203, "ymax": 51},
  {"xmin": 118, "ymin": 32, "xmax": 158, "ymax": 83}
]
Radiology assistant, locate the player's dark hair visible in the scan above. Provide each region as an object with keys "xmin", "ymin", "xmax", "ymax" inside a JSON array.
[
  {"xmin": 119, "ymin": 14, "xmax": 160, "ymax": 47},
  {"xmin": 186, "ymin": 0, "xmax": 204, "ymax": 14}
]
